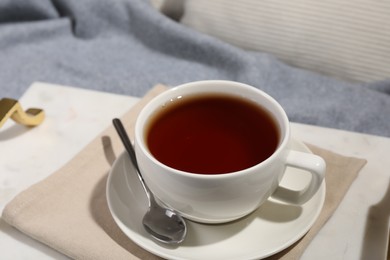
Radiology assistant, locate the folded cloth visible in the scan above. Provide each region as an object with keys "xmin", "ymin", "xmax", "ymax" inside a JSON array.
[{"xmin": 2, "ymin": 86, "xmax": 367, "ymax": 260}]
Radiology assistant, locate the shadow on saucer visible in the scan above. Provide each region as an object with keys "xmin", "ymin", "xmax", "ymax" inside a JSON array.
[
  {"xmin": 360, "ymin": 180, "xmax": 390, "ymax": 260},
  {"xmin": 256, "ymin": 200, "xmax": 303, "ymax": 223},
  {"xmin": 184, "ymin": 200, "xmax": 302, "ymax": 247}
]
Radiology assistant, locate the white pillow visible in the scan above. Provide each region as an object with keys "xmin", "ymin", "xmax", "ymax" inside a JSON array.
[{"xmin": 179, "ymin": 0, "xmax": 390, "ymax": 83}]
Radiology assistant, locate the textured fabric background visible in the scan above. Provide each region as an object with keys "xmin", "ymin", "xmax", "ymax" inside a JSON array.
[
  {"xmin": 180, "ymin": 0, "xmax": 390, "ymax": 83},
  {"xmin": 1, "ymin": 0, "xmax": 389, "ymax": 137}
]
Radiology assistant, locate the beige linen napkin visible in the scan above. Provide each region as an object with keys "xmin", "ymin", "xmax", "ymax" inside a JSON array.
[{"xmin": 2, "ymin": 85, "xmax": 367, "ymax": 260}]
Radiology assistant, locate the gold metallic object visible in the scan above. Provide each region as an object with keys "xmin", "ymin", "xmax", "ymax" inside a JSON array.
[{"xmin": 0, "ymin": 98, "xmax": 45, "ymax": 128}]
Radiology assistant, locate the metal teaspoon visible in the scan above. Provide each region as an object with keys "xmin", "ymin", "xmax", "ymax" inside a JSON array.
[{"xmin": 112, "ymin": 118, "xmax": 187, "ymax": 244}]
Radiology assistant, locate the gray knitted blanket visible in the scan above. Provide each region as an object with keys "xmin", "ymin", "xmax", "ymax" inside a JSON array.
[{"xmin": 1, "ymin": 0, "xmax": 389, "ymax": 137}]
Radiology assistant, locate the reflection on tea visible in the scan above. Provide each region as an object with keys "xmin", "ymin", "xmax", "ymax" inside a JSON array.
[{"xmin": 146, "ymin": 94, "xmax": 279, "ymax": 174}]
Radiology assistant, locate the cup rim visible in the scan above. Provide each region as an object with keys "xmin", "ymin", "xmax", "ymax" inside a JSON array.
[{"xmin": 135, "ymin": 80, "xmax": 291, "ymax": 180}]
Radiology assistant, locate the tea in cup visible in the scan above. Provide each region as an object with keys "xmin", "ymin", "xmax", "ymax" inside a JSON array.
[{"xmin": 135, "ymin": 80, "xmax": 325, "ymax": 223}]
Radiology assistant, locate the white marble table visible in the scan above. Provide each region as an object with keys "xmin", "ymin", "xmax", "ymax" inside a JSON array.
[{"xmin": 1, "ymin": 82, "xmax": 389, "ymax": 259}]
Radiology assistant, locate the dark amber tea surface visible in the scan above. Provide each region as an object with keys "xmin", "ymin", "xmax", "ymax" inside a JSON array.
[{"xmin": 146, "ymin": 94, "xmax": 279, "ymax": 174}]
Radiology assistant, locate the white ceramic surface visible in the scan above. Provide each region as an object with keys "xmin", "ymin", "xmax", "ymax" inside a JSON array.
[
  {"xmin": 1, "ymin": 82, "xmax": 389, "ymax": 259},
  {"xmin": 107, "ymin": 140, "xmax": 326, "ymax": 260},
  {"xmin": 135, "ymin": 80, "xmax": 325, "ymax": 223}
]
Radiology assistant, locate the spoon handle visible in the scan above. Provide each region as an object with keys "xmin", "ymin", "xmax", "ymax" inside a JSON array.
[
  {"xmin": 112, "ymin": 119, "xmax": 139, "ymax": 170},
  {"xmin": 112, "ymin": 118, "xmax": 152, "ymax": 203}
]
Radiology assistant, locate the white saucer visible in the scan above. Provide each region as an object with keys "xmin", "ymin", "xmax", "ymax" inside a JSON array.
[{"xmin": 106, "ymin": 139, "xmax": 326, "ymax": 260}]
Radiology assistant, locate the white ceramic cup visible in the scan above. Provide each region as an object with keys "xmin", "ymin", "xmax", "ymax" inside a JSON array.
[{"xmin": 135, "ymin": 80, "xmax": 325, "ymax": 224}]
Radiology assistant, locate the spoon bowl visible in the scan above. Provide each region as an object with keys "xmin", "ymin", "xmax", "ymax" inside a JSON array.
[
  {"xmin": 143, "ymin": 196, "xmax": 187, "ymax": 244},
  {"xmin": 113, "ymin": 118, "xmax": 187, "ymax": 244}
]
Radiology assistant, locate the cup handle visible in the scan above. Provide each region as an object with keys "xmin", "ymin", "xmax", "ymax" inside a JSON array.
[{"xmin": 272, "ymin": 150, "xmax": 326, "ymax": 204}]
